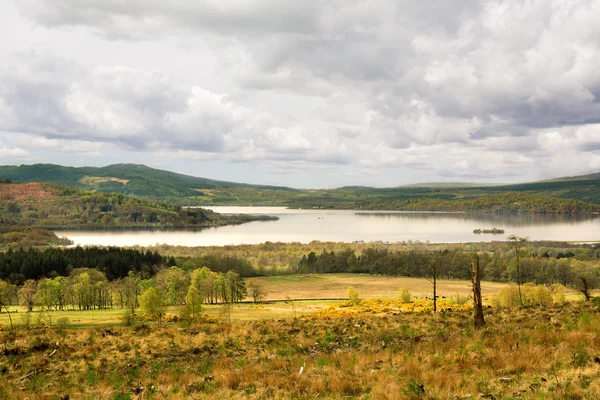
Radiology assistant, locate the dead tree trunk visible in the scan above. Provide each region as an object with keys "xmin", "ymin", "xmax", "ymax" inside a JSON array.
[
  {"xmin": 472, "ymin": 255, "xmax": 485, "ymax": 329},
  {"xmin": 579, "ymin": 277, "xmax": 593, "ymax": 301},
  {"xmin": 433, "ymin": 268, "xmax": 437, "ymax": 313},
  {"xmin": 427, "ymin": 259, "xmax": 438, "ymax": 313}
]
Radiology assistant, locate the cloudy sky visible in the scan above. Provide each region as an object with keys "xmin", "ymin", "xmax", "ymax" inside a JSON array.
[{"xmin": 1, "ymin": 0, "xmax": 600, "ymax": 188}]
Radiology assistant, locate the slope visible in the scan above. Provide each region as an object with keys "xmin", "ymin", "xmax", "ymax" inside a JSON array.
[
  {"xmin": 0, "ymin": 181, "xmax": 276, "ymax": 230},
  {"xmin": 2, "ymin": 163, "xmax": 600, "ymax": 209},
  {"xmin": 0, "ymin": 163, "xmax": 300, "ymax": 205}
]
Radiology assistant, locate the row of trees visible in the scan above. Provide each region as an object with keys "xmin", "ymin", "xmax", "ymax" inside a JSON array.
[
  {"xmin": 0, "ymin": 247, "xmax": 263, "ymax": 285},
  {"xmin": 359, "ymin": 192, "xmax": 600, "ymax": 214},
  {"xmin": 296, "ymin": 246, "xmax": 600, "ymax": 288},
  {"xmin": 0, "ymin": 265, "xmax": 250, "ymax": 316},
  {"xmin": 0, "ymin": 246, "xmax": 174, "ymax": 284}
]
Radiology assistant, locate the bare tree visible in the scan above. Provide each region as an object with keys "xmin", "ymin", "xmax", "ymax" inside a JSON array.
[
  {"xmin": 18, "ymin": 280, "xmax": 37, "ymax": 312},
  {"xmin": 508, "ymin": 235, "xmax": 528, "ymax": 307},
  {"xmin": 426, "ymin": 257, "xmax": 438, "ymax": 312},
  {"xmin": 247, "ymin": 279, "xmax": 267, "ymax": 303},
  {"xmin": 472, "ymin": 255, "xmax": 485, "ymax": 329},
  {"xmin": 578, "ymin": 277, "xmax": 593, "ymax": 301}
]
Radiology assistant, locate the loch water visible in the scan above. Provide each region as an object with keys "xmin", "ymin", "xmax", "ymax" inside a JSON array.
[{"xmin": 55, "ymin": 207, "xmax": 600, "ymax": 247}]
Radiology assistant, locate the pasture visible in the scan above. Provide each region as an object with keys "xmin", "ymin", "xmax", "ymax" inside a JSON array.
[{"xmin": 0, "ymin": 275, "xmax": 509, "ymax": 328}]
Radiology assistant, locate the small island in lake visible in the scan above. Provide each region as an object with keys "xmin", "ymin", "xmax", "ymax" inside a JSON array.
[{"xmin": 473, "ymin": 227, "xmax": 505, "ymax": 234}]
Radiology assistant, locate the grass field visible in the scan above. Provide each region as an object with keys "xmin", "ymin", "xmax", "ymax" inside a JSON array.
[
  {"xmin": 0, "ymin": 274, "xmax": 584, "ymax": 329},
  {"xmin": 2, "ymin": 301, "xmax": 600, "ymax": 399},
  {"xmin": 254, "ymin": 274, "xmax": 508, "ymax": 301},
  {"xmin": 0, "ymin": 275, "xmax": 511, "ymax": 328},
  {"xmin": 0, "ymin": 302, "xmax": 340, "ymax": 328},
  {"xmin": 1, "ymin": 274, "xmax": 597, "ymax": 399}
]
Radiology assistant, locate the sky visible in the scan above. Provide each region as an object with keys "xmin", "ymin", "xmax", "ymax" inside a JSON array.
[{"xmin": 1, "ymin": 1, "xmax": 600, "ymax": 189}]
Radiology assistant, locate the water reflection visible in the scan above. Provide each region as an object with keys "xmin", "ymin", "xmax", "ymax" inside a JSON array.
[
  {"xmin": 56, "ymin": 207, "xmax": 600, "ymax": 247},
  {"xmin": 354, "ymin": 212, "xmax": 597, "ymax": 226}
]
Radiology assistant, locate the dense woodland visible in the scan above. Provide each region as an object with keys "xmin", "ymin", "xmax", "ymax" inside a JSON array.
[
  {"xmin": 0, "ymin": 226, "xmax": 72, "ymax": 249},
  {"xmin": 295, "ymin": 247, "xmax": 600, "ymax": 288},
  {"xmin": 162, "ymin": 241, "xmax": 600, "ymax": 290},
  {"xmin": 1, "ymin": 241, "xmax": 599, "ymax": 314},
  {"xmin": 355, "ymin": 192, "xmax": 600, "ymax": 213},
  {"xmin": 0, "ymin": 247, "xmax": 251, "ymax": 313},
  {"xmin": 0, "ymin": 265, "xmax": 247, "ymax": 314},
  {"xmin": 0, "ymin": 182, "xmax": 276, "ymax": 231}
]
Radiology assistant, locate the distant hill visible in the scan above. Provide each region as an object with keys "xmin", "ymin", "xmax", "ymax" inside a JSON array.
[
  {"xmin": 397, "ymin": 182, "xmax": 503, "ymax": 188},
  {"xmin": 537, "ymin": 172, "xmax": 600, "ymax": 183},
  {"xmin": 0, "ymin": 163, "xmax": 299, "ymax": 205},
  {"xmin": 2, "ymin": 163, "xmax": 600, "ymax": 210}
]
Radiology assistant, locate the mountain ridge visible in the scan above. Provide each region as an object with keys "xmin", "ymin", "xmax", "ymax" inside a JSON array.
[{"xmin": 2, "ymin": 163, "xmax": 600, "ymax": 208}]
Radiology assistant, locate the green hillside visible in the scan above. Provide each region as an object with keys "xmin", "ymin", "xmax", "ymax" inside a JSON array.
[
  {"xmin": 0, "ymin": 163, "xmax": 300, "ymax": 204},
  {"xmin": 2, "ymin": 163, "xmax": 600, "ymax": 211},
  {"xmin": 0, "ymin": 181, "xmax": 276, "ymax": 230}
]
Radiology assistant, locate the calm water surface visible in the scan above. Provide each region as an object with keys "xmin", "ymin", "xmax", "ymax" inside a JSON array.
[{"xmin": 56, "ymin": 207, "xmax": 600, "ymax": 247}]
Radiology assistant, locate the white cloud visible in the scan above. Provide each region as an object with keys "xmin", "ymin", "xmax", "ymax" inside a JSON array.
[
  {"xmin": 1, "ymin": 0, "xmax": 600, "ymax": 186},
  {"xmin": 0, "ymin": 141, "xmax": 30, "ymax": 160}
]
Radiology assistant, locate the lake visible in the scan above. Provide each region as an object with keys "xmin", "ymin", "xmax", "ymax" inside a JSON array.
[{"xmin": 56, "ymin": 207, "xmax": 600, "ymax": 247}]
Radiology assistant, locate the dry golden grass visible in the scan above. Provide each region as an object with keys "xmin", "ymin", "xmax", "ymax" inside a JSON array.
[
  {"xmin": 0, "ymin": 275, "xmax": 517, "ymax": 328},
  {"xmin": 78, "ymin": 176, "xmax": 129, "ymax": 186},
  {"xmin": 255, "ymin": 274, "xmax": 508, "ymax": 300},
  {"xmin": 2, "ymin": 301, "xmax": 600, "ymax": 399}
]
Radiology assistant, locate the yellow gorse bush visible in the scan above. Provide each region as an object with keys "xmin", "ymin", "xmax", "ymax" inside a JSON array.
[
  {"xmin": 493, "ymin": 283, "xmax": 557, "ymax": 308},
  {"xmin": 308, "ymin": 297, "xmax": 477, "ymax": 320}
]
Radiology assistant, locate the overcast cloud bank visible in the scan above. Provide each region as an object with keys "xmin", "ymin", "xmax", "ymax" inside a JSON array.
[{"xmin": 1, "ymin": 0, "xmax": 599, "ymax": 187}]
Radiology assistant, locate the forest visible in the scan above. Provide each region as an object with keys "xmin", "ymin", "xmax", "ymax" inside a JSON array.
[
  {"xmin": 1, "ymin": 241, "xmax": 599, "ymax": 315},
  {"xmin": 0, "ymin": 246, "xmax": 252, "ymax": 315},
  {"xmin": 353, "ymin": 192, "xmax": 600, "ymax": 213},
  {"xmin": 0, "ymin": 225, "xmax": 73, "ymax": 249},
  {"xmin": 0, "ymin": 182, "xmax": 276, "ymax": 231},
  {"xmin": 0, "ymin": 265, "xmax": 247, "ymax": 316}
]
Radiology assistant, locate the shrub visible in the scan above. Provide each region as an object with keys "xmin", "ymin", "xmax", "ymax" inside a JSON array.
[
  {"xmin": 398, "ymin": 287, "xmax": 412, "ymax": 304},
  {"xmin": 55, "ymin": 317, "xmax": 70, "ymax": 333},
  {"xmin": 522, "ymin": 283, "xmax": 553, "ymax": 306},
  {"xmin": 494, "ymin": 283, "xmax": 554, "ymax": 308},
  {"xmin": 452, "ymin": 294, "xmax": 469, "ymax": 305},
  {"xmin": 121, "ymin": 312, "xmax": 135, "ymax": 327},
  {"xmin": 551, "ymin": 283, "xmax": 566, "ymax": 305},
  {"xmin": 347, "ymin": 286, "xmax": 360, "ymax": 305},
  {"xmin": 493, "ymin": 284, "xmax": 521, "ymax": 308},
  {"xmin": 138, "ymin": 287, "xmax": 166, "ymax": 326}
]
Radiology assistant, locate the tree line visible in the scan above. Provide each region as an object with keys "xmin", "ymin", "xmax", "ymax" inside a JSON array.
[
  {"xmin": 0, "ymin": 246, "xmax": 173, "ymax": 284},
  {"xmin": 296, "ymin": 247, "xmax": 600, "ymax": 289},
  {"xmin": 357, "ymin": 192, "xmax": 600, "ymax": 214},
  {"xmin": 0, "ymin": 265, "xmax": 249, "ymax": 316}
]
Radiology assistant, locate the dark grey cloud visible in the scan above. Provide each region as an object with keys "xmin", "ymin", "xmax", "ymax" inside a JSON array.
[
  {"xmin": 17, "ymin": 0, "xmax": 322, "ymax": 38},
  {"xmin": 2, "ymin": 0, "xmax": 600, "ymax": 184}
]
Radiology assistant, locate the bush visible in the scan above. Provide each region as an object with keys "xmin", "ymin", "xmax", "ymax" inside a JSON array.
[
  {"xmin": 493, "ymin": 284, "xmax": 521, "ymax": 308},
  {"xmin": 121, "ymin": 312, "xmax": 135, "ymax": 327},
  {"xmin": 55, "ymin": 317, "xmax": 70, "ymax": 331},
  {"xmin": 551, "ymin": 283, "xmax": 566, "ymax": 305},
  {"xmin": 522, "ymin": 283, "xmax": 553, "ymax": 306},
  {"xmin": 398, "ymin": 287, "xmax": 412, "ymax": 304},
  {"xmin": 347, "ymin": 286, "xmax": 360, "ymax": 305},
  {"xmin": 452, "ymin": 294, "xmax": 469, "ymax": 305},
  {"xmin": 494, "ymin": 283, "xmax": 554, "ymax": 308}
]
